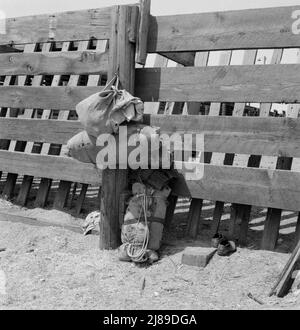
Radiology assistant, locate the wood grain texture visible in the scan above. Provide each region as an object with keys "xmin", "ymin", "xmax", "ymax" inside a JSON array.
[
  {"xmin": 145, "ymin": 115, "xmax": 300, "ymax": 158},
  {"xmin": 186, "ymin": 198, "xmax": 203, "ymax": 238},
  {"xmin": 135, "ymin": 64, "xmax": 300, "ymax": 103},
  {"xmin": 99, "ymin": 5, "xmax": 134, "ymax": 250},
  {"xmin": 0, "ymin": 86, "xmax": 102, "ymax": 110},
  {"xmin": 0, "ymin": 150, "xmax": 101, "ymax": 184},
  {"xmin": 261, "ymin": 208, "xmax": 282, "ymax": 251},
  {"xmin": 0, "ymin": 51, "xmax": 109, "ymax": 76},
  {"xmin": 136, "ymin": 0, "xmax": 151, "ymax": 65},
  {"xmin": 172, "ymin": 162, "xmax": 300, "ymax": 212},
  {"xmin": 147, "ymin": 6, "xmax": 300, "ymax": 52},
  {"xmin": 0, "ymin": 7, "xmax": 112, "ymax": 45},
  {"xmin": 0, "ymin": 119, "xmax": 82, "ymax": 146}
]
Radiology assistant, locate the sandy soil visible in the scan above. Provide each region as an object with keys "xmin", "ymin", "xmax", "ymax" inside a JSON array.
[{"xmin": 0, "ymin": 197, "xmax": 300, "ymax": 310}]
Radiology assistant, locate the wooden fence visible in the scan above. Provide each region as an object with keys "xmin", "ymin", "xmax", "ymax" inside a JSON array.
[
  {"xmin": 0, "ymin": 4, "xmax": 137, "ymax": 228},
  {"xmin": 135, "ymin": 4, "xmax": 300, "ymax": 251},
  {"xmin": 1, "ymin": 2, "xmax": 300, "ymax": 251}
]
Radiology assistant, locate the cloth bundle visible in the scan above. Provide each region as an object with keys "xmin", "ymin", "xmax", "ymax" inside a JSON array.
[{"xmin": 76, "ymin": 75, "xmax": 143, "ymax": 137}]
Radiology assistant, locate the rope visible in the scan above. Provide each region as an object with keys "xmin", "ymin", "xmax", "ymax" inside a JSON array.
[{"xmin": 125, "ymin": 190, "xmax": 150, "ymax": 263}]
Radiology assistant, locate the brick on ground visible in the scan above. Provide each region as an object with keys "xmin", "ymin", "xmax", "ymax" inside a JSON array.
[{"xmin": 181, "ymin": 247, "xmax": 217, "ymax": 268}]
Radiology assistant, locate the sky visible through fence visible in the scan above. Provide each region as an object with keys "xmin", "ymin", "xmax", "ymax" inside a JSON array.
[
  {"xmin": 1, "ymin": 0, "xmax": 300, "ymax": 115},
  {"xmin": 1, "ymin": 0, "xmax": 300, "ymax": 17}
]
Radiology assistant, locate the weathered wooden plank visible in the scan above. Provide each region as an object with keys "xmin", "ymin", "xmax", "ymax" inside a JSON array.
[
  {"xmin": 54, "ymin": 180, "xmax": 72, "ymax": 209},
  {"xmin": 0, "ymin": 118, "xmax": 81, "ymax": 150},
  {"xmin": 147, "ymin": 6, "xmax": 300, "ymax": 53},
  {"xmin": 135, "ymin": 64, "xmax": 300, "ymax": 103},
  {"xmin": 210, "ymin": 201, "xmax": 224, "ymax": 236},
  {"xmin": 261, "ymin": 208, "xmax": 282, "ymax": 251},
  {"xmin": 295, "ymin": 214, "xmax": 300, "ymax": 247},
  {"xmin": 164, "ymin": 194, "xmax": 178, "ymax": 230},
  {"xmin": 145, "ymin": 115, "xmax": 300, "ymax": 158},
  {"xmin": 34, "ymin": 178, "xmax": 52, "ymax": 208},
  {"xmin": 75, "ymin": 184, "xmax": 89, "ymax": 215},
  {"xmin": 270, "ymin": 239, "xmax": 300, "ymax": 297},
  {"xmin": 0, "ymin": 86, "xmax": 102, "ymax": 110},
  {"xmin": 186, "ymin": 198, "xmax": 203, "ymax": 238},
  {"xmin": 16, "ymin": 175, "xmax": 34, "ymax": 206},
  {"xmin": 0, "ymin": 7, "xmax": 112, "ymax": 45},
  {"xmin": 136, "ymin": 0, "xmax": 151, "ymax": 65},
  {"xmin": 0, "ymin": 51, "xmax": 109, "ymax": 76},
  {"xmin": 6, "ymin": 116, "xmax": 300, "ymax": 161},
  {"xmin": 1, "ymin": 173, "xmax": 17, "ymax": 200},
  {"xmin": 0, "ymin": 150, "xmax": 100, "ymax": 184},
  {"xmin": 238, "ymin": 205, "xmax": 252, "ymax": 246},
  {"xmin": 172, "ymin": 162, "xmax": 300, "ymax": 212}
]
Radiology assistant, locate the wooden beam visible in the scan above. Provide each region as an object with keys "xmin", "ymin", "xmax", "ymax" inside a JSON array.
[
  {"xmin": 0, "ymin": 86, "xmax": 102, "ymax": 110},
  {"xmin": 0, "ymin": 51, "xmax": 109, "ymax": 76},
  {"xmin": 135, "ymin": 64, "xmax": 300, "ymax": 103},
  {"xmin": 171, "ymin": 162, "xmax": 300, "ymax": 212},
  {"xmin": 295, "ymin": 214, "xmax": 300, "ymax": 247},
  {"xmin": 269, "ymin": 239, "xmax": 300, "ymax": 297},
  {"xmin": 0, "ymin": 7, "xmax": 112, "ymax": 45},
  {"xmin": 99, "ymin": 5, "xmax": 136, "ymax": 250},
  {"xmin": 145, "ymin": 115, "xmax": 300, "ymax": 158},
  {"xmin": 0, "ymin": 118, "xmax": 82, "ymax": 145},
  {"xmin": 164, "ymin": 195, "xmax": 178, "ymax": 230},
  {"xmin": 136, "ymin": 0, "xmax": 151, "ymax": 65},
  {"xmin": 261, "ymin": 208, "xmax": 282, "ymax": 251},
  {"xmin": 0, "ymin": 150, "xmax": 100, "ymax": 184},
  {"xmin": 186, "ymin": 198, "xmax": 203, "ymax": 238},
  {"xmin": 147, "ymin": 6, "xmax": 300, "ymax": 52}
]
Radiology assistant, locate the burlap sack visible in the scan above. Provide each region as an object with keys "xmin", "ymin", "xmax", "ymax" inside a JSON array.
[{"xmin": 76, "ymin": 75, "xmax": 144, "ymax": 137}]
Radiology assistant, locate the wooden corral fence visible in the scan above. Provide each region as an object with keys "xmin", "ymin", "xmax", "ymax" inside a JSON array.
[
  {"xmin": 0, "ymin": 4, "xmax": 138, "ymax": 249},
  {"xmin": 1, "ymin": 1, "xmax": 300, "ymax": 252},
  {"xmin": 135, "ymin": 2, "xmax": 300, "ymax": 251}
]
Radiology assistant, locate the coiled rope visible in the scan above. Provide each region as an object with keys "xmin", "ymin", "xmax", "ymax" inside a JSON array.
[{"xmin": 125, "ymin": 191, "xmax": 150, "ymax": 263}]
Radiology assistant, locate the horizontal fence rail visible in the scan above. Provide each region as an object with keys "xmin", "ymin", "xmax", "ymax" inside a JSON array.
[
  {"xmin": 0, "ymin": 50, "xmax": 109, "ymax": 76},
  {"xmin": 0, "ymin": 7, "xmax": 112, "ymax": 45},
  {"xmin": 145, "ymin": 115, "xmax": 300, "ymax": 157},
  {"xmin": 0, "ymin": 118, "xmax": 82, "ymax": 144},
  {"xmin": 0, "ymin": 86, "xmax": 102, "ymax": 110},
  {"xmin": 0, "ymin": 150, "xmax": 100, "ymax": 184},
  {"xmin": 147, "ymin": 5, "xmax": 300, "ymax": 52},
  {"xmin": 135, "ymin": 64, "xmax": 300, "ymax": 103},
  {"xmin": 173, "ymin": 163, "xmax": 300, "ymax": 212}
]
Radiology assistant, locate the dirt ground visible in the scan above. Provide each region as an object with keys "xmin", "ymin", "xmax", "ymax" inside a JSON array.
[{"xmin": 0, "ymin": 195, "xmax": 300, "ymax": 310}]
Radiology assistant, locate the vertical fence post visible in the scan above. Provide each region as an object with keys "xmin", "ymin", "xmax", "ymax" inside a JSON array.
[{"xmin": 99, "ymin": 5, "xmax": 138, "ymax": 250}]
